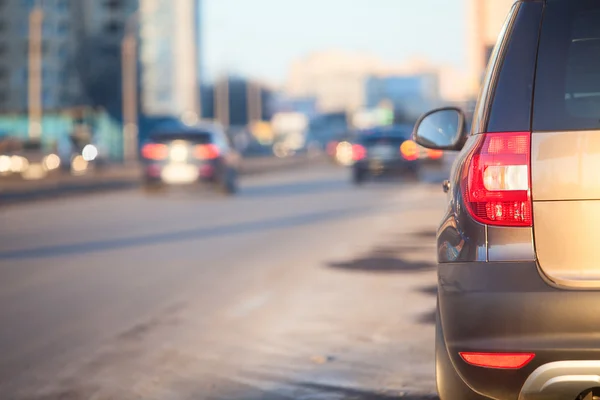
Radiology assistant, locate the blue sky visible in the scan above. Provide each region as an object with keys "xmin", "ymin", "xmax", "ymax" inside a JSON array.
[{"xmin": 201, "ymin": 0, "xmax": 466, "ymax": 84}]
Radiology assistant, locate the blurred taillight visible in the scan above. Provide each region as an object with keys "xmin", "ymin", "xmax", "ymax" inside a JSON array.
[
  {"xmin": 327, "ymin": 141, "xmax": 339, "ymax": 156},
  {"xmin": 462, "ymin": 132, "xmax": 532, "ymax": 227},
  {"xmin": 352, "ymin": 144, "xmax": 366, "ymax": 161},
  {"xmin": 460, "ymin": 352, "xmax": 535, "ymax": 369},
  {"xmin": 427, "ymin": 149, "xmax": 444, "ymax": 160},
  {"xmin": 141, "ymin": 143, "xmax": 168, "ymax": 160},
  {"xmin": 400, "ymin": 140, "xmax": 418, "ymax": 161},
  {"xmin": 194, "ymin": 144, "xmax": 220, "ymax": 160}
]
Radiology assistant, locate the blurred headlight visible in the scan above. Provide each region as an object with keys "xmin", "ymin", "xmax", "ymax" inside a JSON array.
[
  {"xmin": 10, "ymin": 155, "xmax": 28, "ymax": 173},
  {"xmin": 71, "ymin": 155, "xmax": 88, "ymax": 174},
  {"xmin": 335, "ymin": 141, "xmax": 354, "ymax": 166},
  {"xmin": 170, "ymin": 142, "xmax": 189, "ymax": 162},
  {"xmin": 0, "ymin": 155, "xmax": 11, "ymax": 173},
  {"xmin": 82, "ymin": 144, "xmax": 98, "ymax": 161},
  {"xmin": 43, "ymin": 153, "xmax": 61, "ymax": 170}
]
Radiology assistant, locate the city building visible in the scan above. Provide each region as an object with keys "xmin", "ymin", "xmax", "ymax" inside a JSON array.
[
  {"xmin": 0, "ymin": 0, "xmax": 139, "ymax": 113},
  {"xmin": 0, "ymin": 0, "xmax": 76, "ymax": 112},
  {"xmin": 139, "ymin": 0, "xmax": 200, "ymax": 120},
  {"xmin": 365, "ymin": 72, "xmax": 441, "ymax": 121},
  {"xmin": 467, "ymin": 0, "xmax": 516, "ymax": 97},
  {"xmin": 286, "ymin": 51, "xmax": 468, "ymax": 115},
  {"xmin": 286, "ymin": 50, "xmax": 389, "ymax": 114}
]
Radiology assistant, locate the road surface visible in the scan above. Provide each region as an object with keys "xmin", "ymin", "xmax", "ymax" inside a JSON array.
[{"xmin": 0, "ymin": 164, "xmax": 447, "ymax": 400}]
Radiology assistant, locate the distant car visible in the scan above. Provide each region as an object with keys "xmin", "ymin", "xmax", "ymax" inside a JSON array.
[
  {"xmin": 140, "ymin": 123, "xmax": 239, "ymax": 195},
  {"xmin": 0, "ymin": 138, "xmax": 61, "ymax": 180},
  {"xmin": 351, "ymin": 126, "xmax": 420, "ymax": 184}
]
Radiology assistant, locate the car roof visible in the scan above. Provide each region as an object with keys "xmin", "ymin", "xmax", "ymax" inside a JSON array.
[
  {"xmin": 359, "ymin": 125, "xmax": 412, "ymax": 138},
  {"xmin": 149, "ymin": 121, "xmax": 223, "ymax": 137}
]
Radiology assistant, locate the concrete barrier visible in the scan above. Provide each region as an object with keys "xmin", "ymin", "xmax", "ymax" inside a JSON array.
[{"xmin": 0, "ymin": 154, "xmax": 324, "ymax": 205}]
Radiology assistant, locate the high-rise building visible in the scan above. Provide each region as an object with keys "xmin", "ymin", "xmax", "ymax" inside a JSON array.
[
  {"xmin": 467, "ymin": 0, "xmax": 516, "ymax": 97},
  {"xmin": 0, "ymin": 0, "xmax": 138, "ymax": 113},
  {"xmin": 0, "ymin": 0, "xmax": 77, "ymax": 112},
  {"xmin": 0, "ymin": 0, "xmax": 202, "ymax": 119},
  {"xmin": 139, "ymin": 0, "xmax": 200, "ymax": 119}
]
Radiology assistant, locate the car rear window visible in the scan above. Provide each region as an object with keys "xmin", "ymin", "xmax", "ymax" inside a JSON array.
[
  {"xmin": 361, "ymin": 135, "xmax": 406, "ymax": 147},
  {"xmin": 533, "ymin": 0, "xmax": 600, "ymax": 132},
  {"xmin": 149, "ymin": 131, "xmax": 213, "ymax": 144}
]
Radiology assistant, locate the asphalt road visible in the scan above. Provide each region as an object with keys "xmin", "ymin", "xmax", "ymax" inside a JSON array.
[{"xmin": 0, "ymin": 163, "xmax": 448, "ymax": 400}]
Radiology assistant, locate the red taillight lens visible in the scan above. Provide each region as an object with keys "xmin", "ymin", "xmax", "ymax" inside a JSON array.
[
  {"xmin": 352, "ymin": 144, "xmax": 366, "ymax": 161},
  {"xmin": 462, "ymin": 132, "xmax": 532, "ymax": 227},
  {"xmin": 194, "ymin": 144, "xmax": 220, "ymax": 160},
  {"xmin": 427, "ymin": 149, "xmax": 444, "ymax": 160},
  {"xmin": 400, "ymin": 140, "xmax": 419, "ymax": 161},
  {"xmin": 141, "ymin": 143, "xmax": 168, "ymax": 160},
  {"xmin": 460, "ymin": 352, "xmax": 535, "ymax": 369}
]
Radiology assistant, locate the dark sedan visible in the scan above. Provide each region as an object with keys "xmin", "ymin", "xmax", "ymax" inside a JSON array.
[
  {"xmin": 351, "ymin": 126, "xmax": 421, "ymax": 184},
  {"xmin": 140, "ymin": 123, "xmax": 239, "ymax": 195}
]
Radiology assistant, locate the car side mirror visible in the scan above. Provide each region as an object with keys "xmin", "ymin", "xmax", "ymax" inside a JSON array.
[{"xmin": 413, "ymin": 107, "xmax": 467, "ymax": 151}]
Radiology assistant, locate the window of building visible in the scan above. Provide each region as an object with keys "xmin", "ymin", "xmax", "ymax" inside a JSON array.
[
  {"xmin": 21, "ymin": 0, "xmax": 34, "ymax": 9},
  {"xmin": 104, "ymin": 0, "xmax": 123, "ymax": 10},
  {"xmin": 104, "ymin": 20, "xmax": 123, "ymax": 34},
  {"xmin": 57, "ymin": 0, "xmax": 70, "ymax": 11},
  {"xmin": 57, "ymin": 21, "xmax": 69, "ymax": 35},
  {"xmin": 58, "ymin": 44, "xmax": 69, "ymax": 59},
  {"xmin": 42, "ymin": 88, "xmax": 53, "ymax": 107}
]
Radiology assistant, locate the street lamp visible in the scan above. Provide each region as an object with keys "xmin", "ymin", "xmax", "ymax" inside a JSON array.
[
  {"xmin": 215, "ymin": 74, "xmax": 229, "ymax": 128},
  {"xmin": 122, "ymin": 11, "xmax": 139, "ymax": 164},
  {"xmin": 28, "ymin": 1, "xmax": 44, "ymax": 140}
]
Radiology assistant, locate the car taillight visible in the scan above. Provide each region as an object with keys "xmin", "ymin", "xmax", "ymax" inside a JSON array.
[
  {"xmin": 460, "ymin": 352, "xmax": 535, "ymax": 369},
  {"xmin": 352, "ymin": 144, "xmax": 366, "ymax": 161},
  {"xmin": 462, "ymin": 132, "xmax": 532, "ymax": 227},
  {"xmin": 141, "ymin": 143, "xmax": 168, "ymax": 160},
  {"xmin": 194, "ymin": 144, "xmax": 220, "ymax": 160},
  {"xmin": 427, "ymin": 149, "xmax": 444, "ymax": 160},
  {"xmin": 400, "ymin": 140, "xmax": 418, "ymax": 161},
  {"xmin": 327, "ymin": 141, "xmax": 338, "ymax": 156}
]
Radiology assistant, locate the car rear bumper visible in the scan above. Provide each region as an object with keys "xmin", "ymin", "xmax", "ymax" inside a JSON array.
[
  {"xmin": 354, "ymin": 158, "xmax": 419, "ymax": 172},
  {"xmin": 143, "ymin": 161, "xmax": 218, "ymax": 184},
  {"xmin": 438, "ymin": 261, "xmax": 600, "ymax": 400}
]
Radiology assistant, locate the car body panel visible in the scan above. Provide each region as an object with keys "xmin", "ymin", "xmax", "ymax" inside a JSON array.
[
  {"xmin": 438, "ymin": 261, "xmax": 600, "ymax": 400},
  {"xmin": 428, "ymin": 1, "xmax": 600, "ymax": 399}
]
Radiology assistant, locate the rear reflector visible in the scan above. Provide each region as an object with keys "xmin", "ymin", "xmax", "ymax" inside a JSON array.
[
  {"xmin": 400, "ymin": 140, "xmax": 419, "ymax": 161},
  {"xmin": 462, "ymin": 132, "xmax": 532, "ymax": 227},
  {"xmin": 352, "ymin": 144, "xmax": 366, "ymax": 161},
  {"xmin": 460, "ymin": 352, "xmax": 535, "ymax": 369}
]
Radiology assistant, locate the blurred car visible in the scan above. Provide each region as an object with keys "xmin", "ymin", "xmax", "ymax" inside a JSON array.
[
  {"xmin": 351, "ymin": 125, "xmax": 420, "ymax": 184},
  {"xmin": 414, "ymin": 1, "xmax": 600, "ymax": 399},
  {"xmin": 326, "ymin": 131, "xmax": 358, "ymax": 165},
  {"xmin": 140, "ymin": 123, "xmax": 239, "ymax": 195},
  {"xmin": 0, "ymin": 138, "xmax": 61, "ymax": 180}
]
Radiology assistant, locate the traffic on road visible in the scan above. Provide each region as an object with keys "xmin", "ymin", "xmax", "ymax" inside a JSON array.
[{"xmin": 3, "ymin": 0, "xmax": 599, "ymax": 399}]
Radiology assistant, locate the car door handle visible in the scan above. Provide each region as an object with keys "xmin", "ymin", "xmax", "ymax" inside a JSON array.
[{"xmin": 442, "ymin": 180, "xmax": 451, "ymax": 193}]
